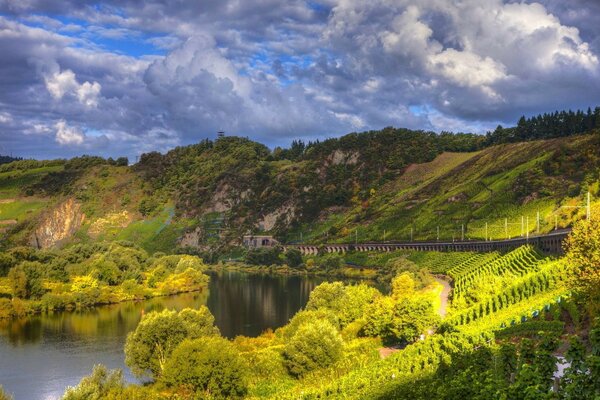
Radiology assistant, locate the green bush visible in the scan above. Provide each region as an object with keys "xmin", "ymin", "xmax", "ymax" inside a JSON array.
[
  {"xmin": 283, "ymin": 319, "xmax": 343, "ymax": 377},
  {"xmin": 124, "ymin": 307, "xmax": 219, "ymax": 380},
  {"xmin": 8, "ymin": 261, "xmax": 45, "ymax": 299},
  {"xmin": 285, "ymin": 249, "xmax": 303, "ymax": 269},
  {"xmin": 61, "ymin": 365, "xmax": 124, "ymax": 400},
  {"xmin": 162, "ymin": 336, "xmax": 248, "ymax": 399}
]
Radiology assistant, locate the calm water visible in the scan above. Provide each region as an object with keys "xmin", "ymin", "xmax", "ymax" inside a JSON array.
[{"xmin": 0, "ymin": 271, "xmax": 328, "ymax": 400}]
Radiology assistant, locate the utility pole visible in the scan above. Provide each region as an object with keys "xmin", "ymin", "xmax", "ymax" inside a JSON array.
[
  {"xmin": 521, "ymin": 216, "xmax": 524, "ymax": 237},
  {"xmin": 505, "ymin": 218, "xmax": 508, "ymax": 239},
  {"xmin": 526, "ymin": 217, "xmax": 529, "ymax": 241},
  {"xmin": 485, "ymin": 222, "xmax": 488, "ymax": 241},
  {"xmin": 536, "ymin": 210, "xmax": 540, "ymax": 235},
  {"xmin": 410, "ymin": 227, "xmax": 413, "ymax": 242},
  {"xmin": 555, "ymin": 215, "xmax": 558, "ymax": 231},
  {"xmin": 437, "ymin": 226, "xmax": 440, "ymax": 242},
  {"xmin": 383, "ymin": 229, "xmax": 386, "ymax": 243},
  {"xmin": 461, "ymin": 224, "xmax": 464, "ymax": 241}
]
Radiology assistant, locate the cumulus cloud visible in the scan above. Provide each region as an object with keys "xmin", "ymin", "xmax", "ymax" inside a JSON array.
[
  {"xmin": 55, "ymin": 120, "xmax": 86, "ymax": 145},
  {"xmin": 0, "ymin": 0, "xmax": 599, "ymax": 160},
  {"xmin": 45, "ymin": 68, "xmax": 102, "ymax": 107}
]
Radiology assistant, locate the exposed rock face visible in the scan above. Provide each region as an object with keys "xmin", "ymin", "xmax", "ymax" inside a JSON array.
[
  {"xmin": 180, "ymin": 226, "xmax": 203, "ymax": 248},
  {"xmin": 258, "ymin": 203, "xmax": 295, "ymax": 231},
  {"xmin": 30, "ymin": 198, "xmax": 85, "ymax": 248},
  {"xmin": 327, "ymin": 150, "xmax": 360, "ymax": 166}
]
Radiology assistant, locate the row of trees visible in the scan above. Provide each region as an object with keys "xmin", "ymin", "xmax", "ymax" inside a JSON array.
[{"xmin": 486, "ymin": 107, "xmax": 600, "ymax": 144}]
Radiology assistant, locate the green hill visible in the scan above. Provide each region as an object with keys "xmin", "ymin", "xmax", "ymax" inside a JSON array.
[{"xmin": 0, "ymin": 121, "xmax": 598, "ymax": 255}]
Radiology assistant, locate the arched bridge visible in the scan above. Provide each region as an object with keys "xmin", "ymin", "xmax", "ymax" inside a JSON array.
[{"xmin": 288, "ymin": 230, "xmax": 570, "ymax": 256}]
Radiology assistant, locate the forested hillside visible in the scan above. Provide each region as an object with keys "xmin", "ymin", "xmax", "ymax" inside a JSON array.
[{"xmin": 0, "ymin": 108, "xmax": 598, "ymax": 255}]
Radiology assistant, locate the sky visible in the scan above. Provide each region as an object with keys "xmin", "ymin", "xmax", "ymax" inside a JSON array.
[{"xmin": 0, "ymin": 0, "xmax": 600, "ymax": 160}]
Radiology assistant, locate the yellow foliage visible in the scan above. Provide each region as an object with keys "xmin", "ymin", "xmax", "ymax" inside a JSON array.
[
  {"xmin": 88, "ymin": 211, "xmax": 132, "ymax": 237},
  {"xmin": 71, "ymin": 276, "xmax": 99, "ymax": 291}
]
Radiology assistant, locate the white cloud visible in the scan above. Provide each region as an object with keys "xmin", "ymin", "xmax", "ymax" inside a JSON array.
[
  {"xmin": 45, "ymin": 68, "xmax": 102, "ymax": 107},
  {"xmin": 0, "ymin": 112, "xmax": 12, "ymax": 123},
  {"xmin": 45, "ymin": 69, "xmax": 78, "ymax": 99},
  {"xmin": 55, "ymin": 120, "xmax": 85, "ymax": 145},
  {"xmin": 76, "ymin": 81, "xmax": 102, "ymax": 107}
]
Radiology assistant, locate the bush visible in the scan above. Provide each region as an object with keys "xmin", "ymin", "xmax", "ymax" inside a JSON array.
[
  {"xmin": 61, "ymin": 365, "xmax": 124, "ymax": 400},
  {"xmin": 285, "ymin": 249, "xmax": 303, "ymax": 269},
  {"xmin": 362, "ymin": 294, "xmax": 440, "ymax": 345},
  {"xmin": 8, "ymin": 261, "xmax": 45, "ymax": 299},
  {"xmin": 162, "ymin": 337, "xmax": 248, "ymax": 399},
  {"xmin": 0, "ymin": 253, "xmax": 16, "ymax": 277},
  {"xmin": 305, "ymin": 282, "xmax": 380, "ymax": 327},
  {"xmin": 244, "ymin": 247, "xmax": 283, "ymax": 266},
  {"xmin": 283, "ymin": 319, "xmax": 343, "ymax": 377},
  {"xmin": 0, "ymin": 298, "xmax": 13, "ymax": 319},
  {"xmin": 124, "ymin": 307, "xmax": 219, "ymax": 380},
  {"xmin": 277, "ymin": 309, "xmax": 340, "ymax": 341},
  {"xmin": 305, "ymin": 282, "xmax": 346, "ymax": 312}
]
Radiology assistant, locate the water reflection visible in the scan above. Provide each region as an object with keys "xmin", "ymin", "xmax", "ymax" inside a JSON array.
[
  {"xmin": 0, "ymin": 271, "xmax": 328, "ymax": 400},
  {"xmin": 0, "ymin": 290, "xmax": 209, "ymax": 346}
]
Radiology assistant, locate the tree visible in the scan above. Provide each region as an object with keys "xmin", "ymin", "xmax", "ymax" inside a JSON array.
[
  {"xmin": 363, "ymin": 294, "xmax": 439, "ymax": 344},
  {"xmin": 115, "ymin": 157, "xmax": 128, "ymax": 166},
  {"xmin": 285, "ymin": 249, "xmax": 303, "ymax": 269},
  {"xmin": 305, "ymin": 282, "xmax": 346, "ymax": 312},
  {"xmin": 0, "ymin": 253, "xmax": 15, "ymax": 277},
  {"xmin": 8, "ymin": 262, "xmax": 44, "ymax": 299},
  {"xmin": 283, "ymin": 319, "xmax": 343, "ymax": 377},
  {"xmin": 565, "ymin": 214, "xmax": 600, "ymax": 314},
  {"xmin": 124, "ymin": 307, "xmax": 219, "ymax": 380},
  {"xmin": 162, "ymin": 337, "xmax": 248, "ymax": 399},
  {"xmin": 391, "ymin": 273, "xmax": 416, "ymax": 299}
]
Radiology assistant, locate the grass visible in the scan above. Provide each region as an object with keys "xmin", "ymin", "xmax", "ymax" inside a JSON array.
[
  {"xmin": 0, "ymin": 165, "xmax": 64, "ymax": 199},
  {"xmin": 291, "ymin": 137, "xmax": 598, "ymax": 244},
  {"xmin": 0, "ymin": 198, "xmax": 48, "ymax": 221}
]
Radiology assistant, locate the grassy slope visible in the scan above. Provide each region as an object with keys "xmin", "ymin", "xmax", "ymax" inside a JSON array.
[
  {"xmin": 295, "ymin": 135, "xmax": 599, "ymax": 244},
  {"xmin": 1, "ymin": 134, "xmax": 598, "ymax": 252}
]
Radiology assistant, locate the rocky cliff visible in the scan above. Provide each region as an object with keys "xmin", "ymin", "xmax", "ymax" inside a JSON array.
[{"xmin": 30, "ymin": 198, "xmax": 85, "ymax": 248}]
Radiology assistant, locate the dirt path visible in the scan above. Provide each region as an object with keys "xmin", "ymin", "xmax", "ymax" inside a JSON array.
[{"xmin": 434, "ymin": 276, "xmax": 451, "ymax": 318}]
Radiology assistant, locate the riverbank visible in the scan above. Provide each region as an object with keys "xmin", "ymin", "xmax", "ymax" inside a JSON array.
[
  {"xmin": 0, "ymin": 270, "xmax": 209, "ymax": 320},
  {"xmin": 207, "ymin": 261, "xmax": 380, "ymax": 281}
]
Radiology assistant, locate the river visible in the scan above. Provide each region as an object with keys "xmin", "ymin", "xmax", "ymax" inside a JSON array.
[{"xmin": 0, "ymin": 270, "xmax": 331, "ymax": 400}]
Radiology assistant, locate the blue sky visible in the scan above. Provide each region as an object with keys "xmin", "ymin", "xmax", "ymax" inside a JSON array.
[{"xmin": 0, "ymin": 0, "xmax": 600, "ymax": 160}]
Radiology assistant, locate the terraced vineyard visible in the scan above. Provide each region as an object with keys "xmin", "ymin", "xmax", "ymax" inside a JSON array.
[
  {"xmin": 448, "ymin": 246, "xmax": 548, "ymax": 305},
  {"xmin": 448, "ymin": 259, "xmax": 567, "ymax": 328}
]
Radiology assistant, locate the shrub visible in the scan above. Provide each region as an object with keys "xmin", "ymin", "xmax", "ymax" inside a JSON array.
[
  {"xmin": 285, "ymin": 249, "xmax": 303, "ymax": 269},
  {"xmin": 8, "ymin": 262, "xmax": 45, "ymax": 299},
  {"xmin": 277, "ymin": 308, "xmax": 340, "ymax": 341},
  {"xmin": 61, "ymin": 365, "xmax": 124, "ymax": 400},
  {"xmin": 162, "ymin": 337, "xmax": 248, "ymax": 399},
  {"xmin": 283, "ymin": 319, "xmax": 343, "ymax": 377},
  {"xmin": 125, "ymin": 307, "xmax": 219, "ymax": 380}
]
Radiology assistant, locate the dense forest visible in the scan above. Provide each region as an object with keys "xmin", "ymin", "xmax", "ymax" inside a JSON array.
[
  {"xmin": 0, "ymin": 155, "xmax": 21, "ymax": 165},
  {"xmin": 486, "ymin": 107, "xmax": 600, "ymax": 144}
]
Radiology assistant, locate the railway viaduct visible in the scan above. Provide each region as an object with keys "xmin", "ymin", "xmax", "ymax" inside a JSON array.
[{"xmin": 288, "ymin": 230, "xmax": 570, "ymax": 256}]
